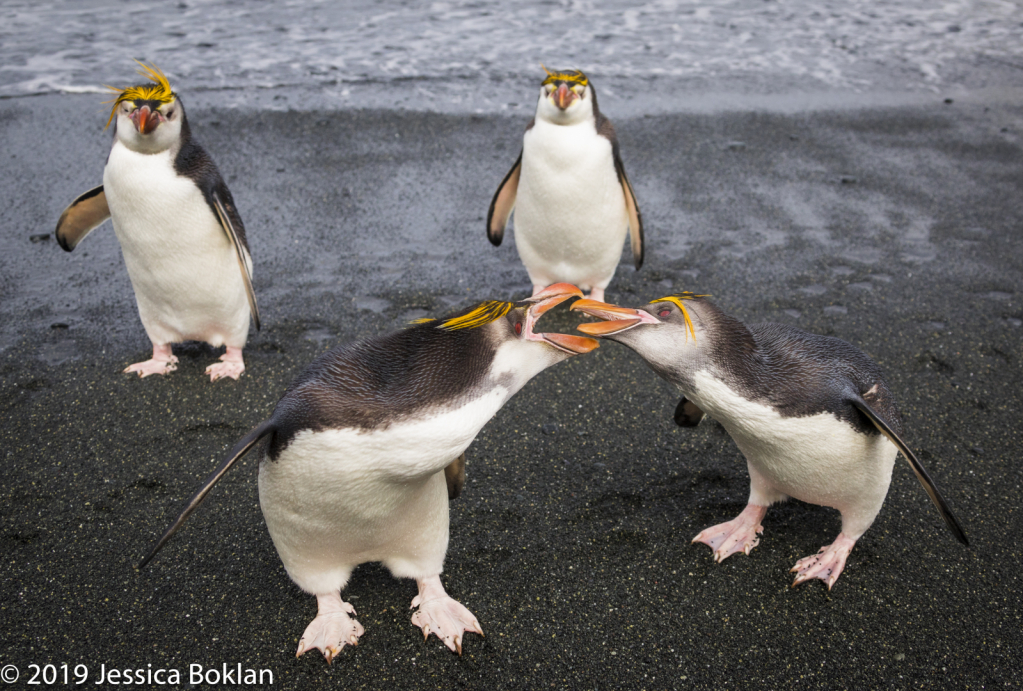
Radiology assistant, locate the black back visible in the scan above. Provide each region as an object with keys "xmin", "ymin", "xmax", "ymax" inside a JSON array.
[
  {"xmin": 693, "ymin": 299, "xmax": 903, "ymax": 436},
  {"xmin": 266, "ymin": 320, "xmax": 498, "ymax": 459},
  {"xmin": 171, "ymin": 107, "xmax": 252, "ymax": 254}
]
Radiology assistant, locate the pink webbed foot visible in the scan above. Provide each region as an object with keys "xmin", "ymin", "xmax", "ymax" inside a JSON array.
[
  {"xmin": 205, "ymin": 346, "xmax": 245, "ymax": 382},
  {"xmin": 587, "ymin": 287, "xmax": 605, "ymax": 303},
  {"xmin": 692, "ymin": 504, "xmax": 768, "ymax": 563},
  {"xmin": 791, "ymin": 532, "xmax": 858, "ymax": 590},
  {"xmin": 296, "ymin": 593, "xmax": 365, "ymax": 665},
  {"xmin": 410, "ymin": 575, "xmax": 483, "ymax": 655},
  {"xmin": 124, "ymin": 344, "xmax": 178, "ymax": 378}
]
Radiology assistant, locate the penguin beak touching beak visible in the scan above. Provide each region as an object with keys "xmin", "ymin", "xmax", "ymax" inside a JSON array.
[
  {"xmin": 571, "ymin": 299, "xmax": 661, "ymax": 336},
  {"xmin": 552, "ymin": 83, "xmax": 577, "ymax": 110},
  {"xmin": 523, "ymin": 283, "xmax": 599, "ymax": 354},
  {"xmin": 132, "ymin": 105, "xmax": 161, "ymax": 135}
]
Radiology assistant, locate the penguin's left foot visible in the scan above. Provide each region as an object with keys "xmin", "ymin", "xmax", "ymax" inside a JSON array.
[
  {"xmin": 790, "ymin": 532, "xmax": 858, "ymax": 590},
  {"xmin": 410, "ymin": 575, "xmax": 483, "ymax": 655},
  {"xmin": 124, "ymin": 343, "xmax": 178, "ymax": 377},
  {"xmin": 205, "ymin": 346, "xmax": 245, "ymax": 381},
  {"xmin": 587, "ymin": 287, "xmax": 605, "ymax": 303},
  {"xmin": 296, "ymin": 592, "xmax": 365, "ymax": 665},
  {"xmin": 692, "ymin": 504, "xmax": 768, "ymax": 562}
]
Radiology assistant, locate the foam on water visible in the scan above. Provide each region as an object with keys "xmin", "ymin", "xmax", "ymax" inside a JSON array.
[{"xmin": 2, "ymin": 0, "xmax": 1022, "ymax": 112}]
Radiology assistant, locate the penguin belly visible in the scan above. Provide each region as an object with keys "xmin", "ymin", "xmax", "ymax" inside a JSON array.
[
  {"xmin": 103, "ymin": 142, "xmax": 250, "ymax": 349},
  {"xmin": 258, "ymin": 387, "xmax": 510, "ymax": 595},
  {"xmin": 690, "ymin": 371, "xmax": 897, "ymax": 536},
  {"xmin": 515, "ymin": 121, "xmax": 628, "ymax": 292}
]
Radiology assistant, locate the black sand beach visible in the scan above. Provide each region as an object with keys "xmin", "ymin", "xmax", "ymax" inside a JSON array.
[{"xmin": 1, "ymin": 93, "xmax": 1021, "ymax": 688}]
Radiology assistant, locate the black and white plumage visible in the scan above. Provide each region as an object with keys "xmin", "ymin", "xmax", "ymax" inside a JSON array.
[
  {"xmin": 487, "ymin": 68, "xmax": 643, "ymax": 302},
  {"xmin": 55, "ymin": 63, "xmax": 258, "ymax": 381},
  {"xmin": 573, "ymin": 294, "xmax": 968, "ymax": 589},
  {"xmin": 139, "ymin": 284, "xmax": 598, "ymax": 662}
]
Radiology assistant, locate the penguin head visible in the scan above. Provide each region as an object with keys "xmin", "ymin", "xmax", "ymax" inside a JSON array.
[
  {"xmin": 572, "ymin": 293, "xmax": 709, "ymax": 376},
  {"xmin": 536, "ymin": 67, "xmax": 594, "ymax": 125},
  {"xmin": 105, "ymin": 62, "xmax": 184, "ymax": 154},
  {"xmin": 419, "ymin": 284, "xmax": 598, "ymax": 382}
]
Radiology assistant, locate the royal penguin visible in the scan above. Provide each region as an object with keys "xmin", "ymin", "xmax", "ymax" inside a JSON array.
[
  {"xmin": 139, "ymin": 284, "xmax": 598, "ymax": 661},
  {"xmin": 487, "ymin": 67, "xmax": 643, "ymax": 302},
  {"xmin": 572, "ymin": 294, "xmax": 968, "ymax": 589},
  {"xmin": 54, "ymin": 62, "xmax": 259, "ymax": 381}
]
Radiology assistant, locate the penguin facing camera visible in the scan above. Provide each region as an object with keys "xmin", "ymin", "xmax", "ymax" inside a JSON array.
[
  {"xmin": 572, "ymin": 294, "xmax": 968, "ymax": 589},
  {"xmin": 139, "ymin": 285, "xmax": 599, "ymax": 662},
  {"xmin": 487, "ymin": 67, "xmax": 643, "ymax": 302},
  {"xmin": 55, "ymin": 62, "xmax": 259, "ymax": 381}
]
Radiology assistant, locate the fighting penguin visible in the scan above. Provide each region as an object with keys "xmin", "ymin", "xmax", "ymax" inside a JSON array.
[
  {"xmin": 487, "ymin": 68, "xmax": 643, "ymax": 302},
  {"xmin": 572, "ymin": 294, "xmax": 968, "ymax": 589},
  {"xmin": 54, "ymin": 62, "xmax": 259, "ymax": 381},
  {"xmin": 139, "ymin": 285, "xmax": 598, "ymax": 661}
]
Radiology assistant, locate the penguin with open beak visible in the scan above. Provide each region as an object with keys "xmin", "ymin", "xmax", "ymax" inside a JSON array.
[
  {"xmin": 54, "ymin": 62, "xmax": 259, "ymax": 381},
  {"xmin": 487, "ymin": 67, "xmax": 643, "ymax": 302},
  {"xmin": 572, "ymin": 294, "xmax": 968, "ymax": 589},
  {"xmin": 139, "ymin": 284, "xmax": 598, "ymax": 661}
]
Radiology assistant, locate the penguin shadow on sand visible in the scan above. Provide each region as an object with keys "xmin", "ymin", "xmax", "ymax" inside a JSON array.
[
  {"xmin": 573, "ymin": 293, "xmax": 969, "ymax": 590},
  {"xmin": 54, "ymin": 62, "xmax": 259, "ymax": 383},
  {"xmin": 138, "ymin": 285, "xmax": 599, "ymax": 662}
]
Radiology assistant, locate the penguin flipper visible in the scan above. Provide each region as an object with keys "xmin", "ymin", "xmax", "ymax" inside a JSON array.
[
  {"xmin": 673, "ymin": 396, "xmax": 704, "ymax": 427},
  {"xmin": 850, "ymin": 396, "xmax": 968, "ymax": 546},
  {"xmin": 618, "ymin": 165, "xmax": 644, "ymax": 270},
  {"xmin": 444, "ymin": 452, "xmax": 466, "ymax": 500},
  {"xmin": 211, "ymin": 190, "xmax": 261, "ymax": 331},
  {"xmin": 486, "ymin": 152, "xmax": 521, "ymax": 246},
  {"xmin": 55, "ymin": 185, "xmax": 109, "ymax": 252},
  {"xmin": 137, "ymin": 420, "xmax": 275, "ymax": 570}
]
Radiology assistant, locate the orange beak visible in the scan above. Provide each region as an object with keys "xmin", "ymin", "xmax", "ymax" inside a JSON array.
[
  {"xmin": 523, "ymin": 284, "xmax": 600, "ymax": 354},
  {"xmin": 571, "ymin": 299, "xmax": 660, "ymax": 336},
  {"xmin": 553, "ymin": 83, "xmax": 577, "ymax": 110},
  {"xmin": 132, "ymin": 105, "xmax": 161, "ymax": 134}
]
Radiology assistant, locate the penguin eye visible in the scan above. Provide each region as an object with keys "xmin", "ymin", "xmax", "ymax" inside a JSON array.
[
  {"xmin": 659, "ymin": 309, "xmax": 671, "ymax": 318},
  {"xmin": 514, "ymin": 322, "xmax": 523, "ymax": 336}
]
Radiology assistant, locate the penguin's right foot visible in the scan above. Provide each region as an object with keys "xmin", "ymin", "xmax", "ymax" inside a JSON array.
[
  {"xmin": 410, "ymin": 575, "xmax": 483, "ymax": 655},
  {"xmin": 124, "ymin": 344, "xmax": 178, "ymax": 378},
  {"xmin": 296, "ymin": 592, "xmax": 365, "ymax": 665},
  {"xmin": 692, "ymin": 504, "xmax": 768, "ymax": 562}
]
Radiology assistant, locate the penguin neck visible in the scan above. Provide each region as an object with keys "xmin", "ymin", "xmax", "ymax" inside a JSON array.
[{"xmin": 633, "ymin": 299, "xmax": 759, "ymax": 395}]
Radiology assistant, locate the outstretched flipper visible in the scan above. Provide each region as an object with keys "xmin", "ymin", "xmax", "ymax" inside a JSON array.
[
  {"xmin": 486, "ymin": 153, "xmax": 521, "ymax": 247},
  {"xmin": 210, "ymin": 190, "xmax": 261, "ymax": 331},
  {"xmin": 673, "ymin": 396, "xmax": 704, "ymax": 427},
  {"xmin": 850, "ymin": 395, "xmax": 968, "ymax": 546},
  {"xmin": 137, "ymin": 420, "xmax": 275, "ymax": 569},
  {"xmin": 55, "ymin": 186, "xmax": 110, "ymax": 251},
  {"xmin": 444, "ymin": 453, "xmax": 466, "ymax": 500}
]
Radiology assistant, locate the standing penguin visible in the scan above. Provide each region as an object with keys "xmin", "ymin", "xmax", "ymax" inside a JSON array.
[
  {"xmin": 139, "ymin": 284, "xmax": 598, "ymax": 661},
  {"xmin": 572, "ymin": 294, "xmax": 968, "ymax": 589},
  {"xmin": 487, "ymin": 68, "xmax": 643, "ymax": 302},
  {"xmin": 55, "ymin": 62, "xmax": 259, "ymax": 381}
]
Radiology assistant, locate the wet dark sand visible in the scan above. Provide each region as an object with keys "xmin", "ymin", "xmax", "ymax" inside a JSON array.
[{"xmin": 1, "ymin": 94, "xmax": 1021, "ymax": 688}]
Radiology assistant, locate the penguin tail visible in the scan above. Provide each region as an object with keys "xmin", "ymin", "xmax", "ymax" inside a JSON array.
[
  {"xmin": 850, "ymin": 395, "xmax": 969, "ymax": 547},
  {"xmin": 137, "ymin": 419, "xmax": 276, "ymax": 570}
]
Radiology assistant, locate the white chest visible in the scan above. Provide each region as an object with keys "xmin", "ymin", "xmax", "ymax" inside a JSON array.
[
  {"xmin": 688, "ymin": 370, "xmax": 897, "ymax": 512},
  {"xmin": 104, "ymin": 142, "xmax": 224, "ymax": 256},
  {"xmin": 519, "ymin": 121, "xmax": 621, "ymax": 216}
]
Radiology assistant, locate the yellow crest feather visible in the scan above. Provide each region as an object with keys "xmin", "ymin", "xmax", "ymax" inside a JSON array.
[
  {"xmin": 429, "ymin": 301, "xmax": 514, "ymax": 331},
  {"xmin": 540, "ymin": 66, "xmax": 589, "ymax": 88},
  {"xmin": 651, "ymin": 293, "xmax": 710, "ymax": 343},
  {"xmin": 103, "ymin": 61, "xmax": 175, "ymax": 129}
]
